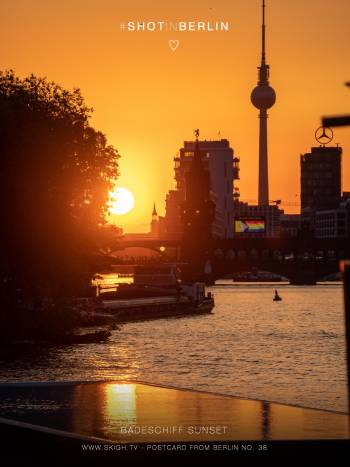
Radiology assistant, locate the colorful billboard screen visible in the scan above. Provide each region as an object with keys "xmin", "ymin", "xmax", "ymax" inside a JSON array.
[{"xmin": 234, "ymin": 218, "xmax": 265, "ymax": 233}]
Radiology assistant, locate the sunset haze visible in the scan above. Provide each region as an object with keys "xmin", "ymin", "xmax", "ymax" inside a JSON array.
[{"xmin": 1, "ymin": 0, "xmax": 350, "ymax": 232}]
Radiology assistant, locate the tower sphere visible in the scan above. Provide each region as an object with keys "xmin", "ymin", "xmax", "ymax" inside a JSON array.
[{"xmin": 251, "ymin": 85, "xmax": 276, "ymax": 110}]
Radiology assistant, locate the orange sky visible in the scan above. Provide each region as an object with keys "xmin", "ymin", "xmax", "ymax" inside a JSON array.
[{"xmin": 1, "ymin": 0, "xmax": 350, "ymax": 232}]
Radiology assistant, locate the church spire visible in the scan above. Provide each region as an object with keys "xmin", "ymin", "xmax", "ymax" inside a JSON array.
[
  {"xmin": 152, "ymin": 202, "xmax": 157, "ymax": 217},
  {"xmin": 152, "ymin": 202, "xmax": 158, "ymax": 222}
]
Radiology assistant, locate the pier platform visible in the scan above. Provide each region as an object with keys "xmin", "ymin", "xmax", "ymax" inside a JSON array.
[
  {"xmin": 0, "ymin": 381, "xmax": 349, "ymax": 459},
  {"xmin": 0, "ymin": 381, "xmax": 350, "ymax": 467}
]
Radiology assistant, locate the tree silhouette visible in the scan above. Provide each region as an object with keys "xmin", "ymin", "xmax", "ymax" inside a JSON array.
[{"xmin": 0, "ymin": 70, "xmax": 119, "ymax": 305}]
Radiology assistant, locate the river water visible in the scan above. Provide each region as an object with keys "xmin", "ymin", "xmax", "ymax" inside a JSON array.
[{"xmin": 0, "ymin": 282, "xmax": 347, "ymax": 413}]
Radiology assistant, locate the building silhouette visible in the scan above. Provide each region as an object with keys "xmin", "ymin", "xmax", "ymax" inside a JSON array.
[
  {"xmin": 315, "ymin": 193, "xmax": 350, "ymax": 239},
  {"xmin": 280, "ymin": 214, "xmax": 301, "ymax": 238},
  {"xmin": 300, "ymin": 145, "xmax": 342, "ymax": 226},
  {"xmin": 180, "ymin": 131, "xmax": 216, "ymax": 275},
  {"xmin": 177, "ymin": 139, "xmax": 239, "ymax": 238},
  {"xmin": 158, "ymin": 137, "xmax": 239, "ymax": 240},
  {"xmin": 181, "ymin": 132, "xmax": 215, "ymax": 236}
]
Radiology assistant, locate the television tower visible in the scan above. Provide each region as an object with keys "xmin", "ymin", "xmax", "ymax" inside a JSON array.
[{"xmin": 251, "ymin": 0, "xmax": 276, "ymax": 205}]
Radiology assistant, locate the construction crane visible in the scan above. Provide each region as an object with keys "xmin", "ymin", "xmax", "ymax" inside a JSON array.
[{"xmin": 239, "ymin": 198, "xmax": 299, "ymax": 207}]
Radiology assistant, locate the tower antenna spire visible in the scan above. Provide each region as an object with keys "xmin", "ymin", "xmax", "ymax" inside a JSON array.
[
  {"xmin": 152, "ymin": 202, "xmax": 157, "ymax": 217},
  {"xmin": 262, "ymin": 0, "xmax": 266, "ymax": 65}
]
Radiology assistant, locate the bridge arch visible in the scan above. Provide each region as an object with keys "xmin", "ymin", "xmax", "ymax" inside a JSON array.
[
  {"xmin": 226, "ymin": 249, "xmax": 235, "ymax": 261},
  {"xmin": 261, "ymin": 249, "xmax": 270, "ymax": 260},
  {"xmin": 237, "ymin": 250, "xmax": 247, "ymax": 261},
  {"xmin": 250, "ymin": 248, "xmax": 259, "ymax": 259}
]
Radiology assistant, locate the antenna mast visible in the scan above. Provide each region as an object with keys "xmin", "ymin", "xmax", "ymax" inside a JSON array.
[{"xmin": 262, "ymin": 0, "xmax": 266, "ymax": 65}]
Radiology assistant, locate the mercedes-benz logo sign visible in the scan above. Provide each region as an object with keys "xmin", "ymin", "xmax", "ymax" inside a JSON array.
[{"xmin": 315, "ymin": 126, "xmax": 334, "ymax": 145}]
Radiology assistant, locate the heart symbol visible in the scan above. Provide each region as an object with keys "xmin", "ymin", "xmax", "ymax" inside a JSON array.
[{"xmin": 169, "ymin": 40, "xmax": 180, "ymax": 52}]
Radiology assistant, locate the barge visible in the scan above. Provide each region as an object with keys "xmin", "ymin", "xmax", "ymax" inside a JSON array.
[
  {"xmin": 95, "ymin": 290, "xmax": 214, "ymax": 322},
  {"xmin": 92, "ymin": 265, "xmax": 215, "ymax": 323}
]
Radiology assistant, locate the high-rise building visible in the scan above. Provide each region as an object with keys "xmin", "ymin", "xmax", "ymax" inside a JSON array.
[
  {"xmin": 159, "ymin": 137, "xmax": 239, "ymax": 239},
  {"xmin": 181, "ymin": 133, "xmax": 215, "ymax": 239},
  {"xmin": 175, "ymin": 139, "xmax": 239, "ymax": 238},
  {"xmin": 251, "ymin": 0, "xmax": 276, "ymax": 206},
  {"xmin": 180, "ymin": 131, "xmax": 216, "ymax": 275},
  {"xmin": 300, "ymin": 145, "xmax": 342, "ymax": 225}
]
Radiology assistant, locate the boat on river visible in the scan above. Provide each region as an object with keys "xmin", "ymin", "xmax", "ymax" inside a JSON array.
[
  {"xmin": 95, "ymin": 290, "xmax": 214, "ymax": 322},
  {"xmin": 273, "ymin": 290, "xmax": 282, "ymax": 301},
  {"xmin": 93, "ymin": 265, "xmax": 215, "ymax": 323}
]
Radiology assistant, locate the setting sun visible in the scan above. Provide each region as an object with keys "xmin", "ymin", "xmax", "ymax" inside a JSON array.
[{"xmin": 108, "ymin": 187, "xmax": 135, "ymax": 215}]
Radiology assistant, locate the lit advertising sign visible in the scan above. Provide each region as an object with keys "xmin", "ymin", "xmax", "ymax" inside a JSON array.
[{"xmin": 234, "ymin": 218, "xmax": 265, "ymax": 233}]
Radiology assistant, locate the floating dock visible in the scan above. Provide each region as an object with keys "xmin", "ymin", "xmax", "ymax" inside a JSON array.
[{"xmin": 0, "ymin": 380, "xmax": 349, "ymax": 459}]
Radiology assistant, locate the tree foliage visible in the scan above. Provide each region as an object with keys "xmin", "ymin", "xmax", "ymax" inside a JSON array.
[{"xmin": 0, "ymin": 70, "xmax": 119, "ymax": 301}]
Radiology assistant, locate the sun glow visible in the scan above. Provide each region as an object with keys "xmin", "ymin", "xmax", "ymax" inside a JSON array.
[{"xmin": 108, "ymin": 187, "xmax": 135, "ymax": 215}]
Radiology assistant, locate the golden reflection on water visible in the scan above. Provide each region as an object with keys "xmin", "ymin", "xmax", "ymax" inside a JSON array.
[
  {"xmin": 70, "ymin": 382, "xmax": 350, "ymax": 442},
  {"xmin": 105, "ymin": 383, "xmax": 136, "ymax": 423}
]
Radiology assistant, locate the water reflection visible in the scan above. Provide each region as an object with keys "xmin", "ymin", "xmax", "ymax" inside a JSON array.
[
  {"xmin": 62, "ymin": 382, "xmax": 350, "ymax": 442},
  {"xmin": 261, "ymin": 401, "xmax": 270, "ymax": 439},
  {"xmin": 105, "ymin": 383, "xmax": 136, "ymax": 423}
]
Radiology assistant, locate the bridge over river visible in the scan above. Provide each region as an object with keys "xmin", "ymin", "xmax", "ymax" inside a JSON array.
[{"xmin": 106, "ymin": 237, "xmax": 350, "ymax": 284}]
